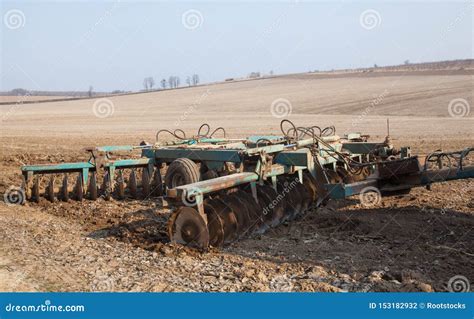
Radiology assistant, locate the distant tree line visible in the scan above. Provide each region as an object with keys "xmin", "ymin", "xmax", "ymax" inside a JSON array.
[{"xmin": 142, "ymin": 74, "xmax": 199, "ymax": 91}]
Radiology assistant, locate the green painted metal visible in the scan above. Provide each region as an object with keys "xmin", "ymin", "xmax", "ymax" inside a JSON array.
[
  {"xmin": 274, "ymin": 149, "xmax": 312, "ymax": 166},
  {"xmin": 341, "ymin": 142, "xmax": 381, "ymax": 154},
  {"xmin": 154, "ymin": 148, "xmax": 243, "ymax": 163},
  {"xmin": 22, "ymin": 162, "xmax": 95, "ymax": 172},
  {"xmin": 103, "ymin": 158, "xmax": 153, "ymax": 168},
  {"xmin": 169, "ymin": 172, "xmax": 259, "ymax": 198},
  {"xmin": 94, "ymin": 145, "xmax": 135, "ymax": 152}
]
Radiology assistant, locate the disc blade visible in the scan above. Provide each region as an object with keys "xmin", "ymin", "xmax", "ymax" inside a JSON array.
[
  {"xmin": 204, "ymin": 201, "xmax": 225, "ymax": 248},
  {"xmin": 116, "ymin": 170, "xmax": 125, "ymax": 199},
  {"xmin": 61, "ymin": 174, "xmax": 69, "ymax": 202},
  {"xmin": 142, "ymin": 168, "xmax": 150, "ymax": 198},
  {"xmin": 32, "ymin": 175, "xmax": 40, "ymax": 203},
  {"xmin": 74, "ymin": 174, "xmax": 83, "ymax": 201},
  {"xmin": 260, "ymin": 185, "xmax": 285, "ymax": 227},
  {"xmin": 236, "ymin": 190, "xmax": 262, "ymax": 231},
  {"xmin": 220, "ymin": 194, "xmax": 250, "ymax": 236},
  {"xmin": 211, "ymin": 198, "xmax": 239, "ymax": 244},
  {"xmin": 168, "ymin": 207, "xmax": 209, "ymax": 250},
  {"xmin": 102, "ymin": 172, "xmax": 111, "ymax": 201},
  {"xmin": 151, "ymin": 168, "xmax": 163, "ymax": 196},
  {"xmin": 129, "ymin": 169, "xmax": 138, "ymax": 199},
  {"xmin": 303, "ymin": 172, "xmax": 318, "ymax": 203},
  {"xmin": 46, "ymin": 175, "xmax": 55, "ymax": 202},
  {"xmin": 88, "ymin": 172, "xmax": 98, "ymax": 200}
]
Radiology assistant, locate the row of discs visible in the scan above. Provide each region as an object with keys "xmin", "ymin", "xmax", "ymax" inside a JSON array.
[{"xmin": 204, "ymin": 173, "xmax": 319, "ymax": 247}]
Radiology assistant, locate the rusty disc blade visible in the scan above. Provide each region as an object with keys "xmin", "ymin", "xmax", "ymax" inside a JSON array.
[
  {"xmin": 102, "ymin": 172, "xmax": 111, "ymax": 201},
  {"xmin": 116, "ymin": 170, "xmax": 125, "ymax": 199},
  {"xmin": 204, "ymin": 200, "xmax": 225, "ymax": 248},
  {"xmin": 254, "ymin": 185, "xmax": 272, "ymax": 225},
  {"xmin": 256, "ymin": 185, "xmax": 279, "ymax": 227},
  {"xmin": 46, "ymin": 175, "xmax": 55, "ymax": 202},
  {"xmin": 326, "ymin": 170, "xmax": 342, "ymax": 184},
  {"xmin": 231, "ymin": 192, "xmax": 253, "ymax": 235},
  {"xmin": 168, "ymin": 207, "xmax": 209, "ymax": 250},
  {"xmin": 74, "ymin": 174, "xmax": 83, "ymax": 201},
  {"xmin": 61, "ymin": 174, "xmax": 69, "ymax": 202},
  {"xmin": 225, "ymin": 194, "xmax": 251, "ymax": 235},
  {"xmin": 219, "ymin": 194, "xmax": 248, "ymax": 237},
  {"xmin": 260, "ymin": 185, "xmax": 286, "ymax": 227},
  {"xmin": 277, "ymin": 180, "xmax": 296, "ymax": 219},
  {"xmin": 281, "ymin": 178, "xmax": 303, "ymax": 218},
  {"xmin": 303, "ymin": 172, "xmax": 318, "ymax": 203},
  {"xmin": 211, "ymin": 198, "xmax": 239, "ymax": 244},
  {"xmin": 32, "ymin": 175, "xmax": 40, "ymax": 203},
  {"xmin": 235, "ymin": 190, "xmax": 262, "ymax": 231},
  {"xmin": 295, "ymin": 181, "xmax": 311, "ymax": 213},
  {"xmin": 142, "ymin": 168, "xmax": 151, "ymax": 198},
  {"xmin": 337, "ymin": 166, "xmax": 356, "ymax": 184},
  {"xmin": 129, "ymin": 169, "xmax": 138, "ymax": 199},
  {"xmin": 88, "ymin": 172, "xmax": 98, "ymax": 200},
  {"xmin": 291, "ymin": 183, "xmax": 305, "ymax": 216}
]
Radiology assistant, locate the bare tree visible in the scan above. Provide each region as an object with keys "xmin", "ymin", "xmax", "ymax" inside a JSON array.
[
  {"xmin": 166, "ymin": 76, "xmax": 181, "ymax": 89},
  {"xmin": 88, "ymin": 86, "xmax": 94, "ymax": 97},
  {"xmin": 143, "ymin": 77, "xmax": 155, "ymax": 91},
  {"xmin": 186, "ymin": 76, "xmax": 191, "ymax": 87},
  {"xmin": 176, "ymin": 76, "xmax": 181, "ymax": 87},
  {"xmin": 248, "ymin": 72, "xmax": 260, "ymax": 79},
  {"xmin": 404, "ymin": 59, "xmax": 410, "ymax": 65},
  {"xmin": 161, "ymin": 79, "xmax": 167, "ymax": 89},
  {"xmin": 192, "ymin": 74, "xmax": 199, "ymax": 86},
  {"xmin": 148, "ymin": 77, "xmax": 155, "ymax": 90}
]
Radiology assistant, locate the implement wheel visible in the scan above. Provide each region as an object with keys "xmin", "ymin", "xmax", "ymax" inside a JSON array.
[{"xmin": 165, "ymin": 158, "xmax": 200, "ymax": 189}]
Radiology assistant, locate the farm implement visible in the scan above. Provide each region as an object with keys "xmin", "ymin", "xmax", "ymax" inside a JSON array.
[{"xmin": 20, "ymin": 120, "xmax": 474, "ymax": 250}]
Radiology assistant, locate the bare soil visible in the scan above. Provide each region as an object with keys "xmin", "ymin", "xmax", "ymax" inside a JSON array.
[{"xmin": 0, "ymin": 70, "xmax": 473, "ymax": 292}]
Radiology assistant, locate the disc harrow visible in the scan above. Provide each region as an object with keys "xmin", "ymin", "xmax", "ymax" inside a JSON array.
[{"xmin": 18, "ymin": 120, "xmax": 474, "ymax": 251}]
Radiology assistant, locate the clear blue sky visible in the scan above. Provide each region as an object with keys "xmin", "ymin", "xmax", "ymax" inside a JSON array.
[{"xmin": 1, "ymin": 0, "xmax": 472, "ymax": 92}]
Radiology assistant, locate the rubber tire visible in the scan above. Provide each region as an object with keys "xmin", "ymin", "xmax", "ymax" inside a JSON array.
[{"xmin": 165, "ymin": 158, "xmax": 200, "ymax": 189}]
